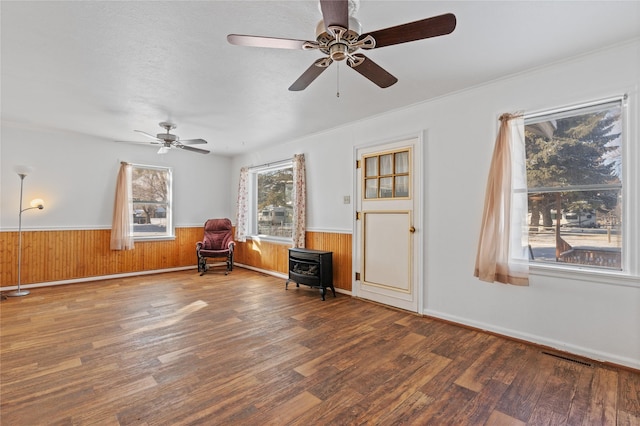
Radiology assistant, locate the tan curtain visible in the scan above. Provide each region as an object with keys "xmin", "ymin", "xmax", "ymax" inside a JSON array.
[
  {"xmin": 292, "ymin": 154, "xmax": 306, "ymax": 248},
  {"xmin": 474, "ymin": 113, "xmax": 529, "ymax": 285},
  {"xmin": 110, "ymin": 162, "xmax": 134, "ymax": 250}
]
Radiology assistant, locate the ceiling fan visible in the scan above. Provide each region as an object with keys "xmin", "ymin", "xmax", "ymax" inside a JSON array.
[
  {"xmin": 116, "ymin": 122, "xmax": 210, "ymax": 155},
  {"xmin": 227, "ymin": 0, "xmax": 456, "ymax": 91}
]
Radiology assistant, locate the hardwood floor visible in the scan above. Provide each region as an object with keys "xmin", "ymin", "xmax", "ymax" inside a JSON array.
[{"xmin": 1, "ymin": 268, "xmax": 638, "ymax": 425}]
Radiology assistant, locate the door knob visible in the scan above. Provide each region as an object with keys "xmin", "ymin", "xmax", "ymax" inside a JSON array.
[{"xmin": 409, "ymin": 226, "xmax": 416, "ymax": 233}]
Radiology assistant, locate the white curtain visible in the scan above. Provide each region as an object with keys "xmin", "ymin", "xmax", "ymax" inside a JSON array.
[
  {"xmin": 292, "ymin": 154, "xmax": 306, "ymax": 248},
  {"xmin": 474, "ymin": 113, "xmax": 529, "ymax": 285},
  {"xmin": 235, "ymin": 167, "xmax": 249, "ymax": 242},
  {"xmin": 110, "ymin": 162, "xmax": 134, "ymax": 250}
]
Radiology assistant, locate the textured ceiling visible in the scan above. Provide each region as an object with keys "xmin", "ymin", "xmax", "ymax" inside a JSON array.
[{"xmin": 2, "ymin": 1, "xmax": 639, "ymax": 156}]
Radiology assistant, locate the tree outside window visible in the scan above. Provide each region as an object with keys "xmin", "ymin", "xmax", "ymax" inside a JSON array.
[
  {"xmin": 131, "ymin": 165, "xmax": 173, "ymax": 239},
  {"xmin": 255, "ymin": 166, "xmax": 293, "ymax": 238},
  {"xmin": 524, "ymin": 99, "xmax": 623, "ymax": 270}
]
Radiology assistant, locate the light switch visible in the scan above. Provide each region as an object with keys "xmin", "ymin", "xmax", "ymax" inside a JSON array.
[{"xmin": 344, "ymin": 195, "xmax": 351, "ymax": 204}]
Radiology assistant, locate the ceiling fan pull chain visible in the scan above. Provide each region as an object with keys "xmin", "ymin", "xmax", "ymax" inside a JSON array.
[{"xmin": 336, "ymin": 62, "xmax": 340, "ymax": 98}]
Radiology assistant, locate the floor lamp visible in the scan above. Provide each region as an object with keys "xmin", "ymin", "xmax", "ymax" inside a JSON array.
[{"xmin": 7, "ymin": 166, "xmax": 44, "ymax": 297}]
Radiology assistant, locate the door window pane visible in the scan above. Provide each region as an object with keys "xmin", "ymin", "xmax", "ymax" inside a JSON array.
[
  {"xmin": 395, "ymin": 151, "xmax": 409, "ymax": 174},
  {"xmin": 380, "ymin": 154, "xmax": 393, "ymax": 175},
  {"xmin": 365, "ymin": 178, "xmax": 378, "ymax": 199},
  {"xmin": 379, "ymin": 177, "xmax": 393, "ymax": 198},
  {"xmin": 395, "ymin": 176, "xmax": 409, "ymax": 197},
  {"xmin": 365, "ymin": 157, "xmax": 377, "ymax": 177}
]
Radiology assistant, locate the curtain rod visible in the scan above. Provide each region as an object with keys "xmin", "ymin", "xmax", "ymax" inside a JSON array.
[{"xmin": 249, "ymin": 157, "xmax": 291, "ymax": 170}]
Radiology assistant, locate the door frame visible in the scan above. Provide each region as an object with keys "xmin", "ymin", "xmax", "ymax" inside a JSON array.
[{"xmin": 352, "ymin": 132, "xmax": 425, "ymax": 313}]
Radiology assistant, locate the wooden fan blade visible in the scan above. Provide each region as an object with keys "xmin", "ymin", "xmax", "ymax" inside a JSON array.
[
  {"xmin": 288, "ymin": 58, "xmax": 333, "ymax": 91},
  {"xmin": 177, "ymin": 145, "xmax": 210, "ymax": 154},
  {"xmin": 320, "ymin": 0, "xmax": 348, "ymax": 33},
  {"xmin": 349, "ymin": 54, "xmax": 397, "ymax": 88},
  {"xmin": 227, "ymin": 34, "xmax": 313, "ymax": 50},
  {"xmin": 360, "ymin": 13, "xmax": 456, "ymax": 49},
  {"xmin": 134, "ymin": 130, "xmax": 161, "ymax": 141},
  {"xmin": 180, "ymin": 138, "xmax": 208, "ymax": 145}
]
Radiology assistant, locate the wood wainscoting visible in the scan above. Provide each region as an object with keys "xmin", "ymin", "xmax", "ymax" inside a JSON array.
[
  {"xmin": 0, "ymin": 227, "xmax": 203, "ymax": 287},
  {"xmin": 1, "ymin": 228, "xmax": 352, "ymax": 291},
  {"xmin": 232, "ymin": 231, "xmax": 352, "ymax": 292}
]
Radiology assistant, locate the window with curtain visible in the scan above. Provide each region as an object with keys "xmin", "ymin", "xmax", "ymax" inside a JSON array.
[
  {"xmin": 523, "ymin": 97, "xmax": 625, "ymax": 271},
  {"xmin": 131, "ymin": 164, "xmax": 173, "ymax": 240},
  {"xmin": 255, "ymin": 162, "xmax": 294, "ymax": 239},
  {"xmin": 235, "ymin": 154, "xmax": 306, "ymax": 247}
]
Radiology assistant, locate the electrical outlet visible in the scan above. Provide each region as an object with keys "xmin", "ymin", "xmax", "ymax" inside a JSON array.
[{"xmin": 344, "ymin": 195, "xmax": 351, "ymax": 204}]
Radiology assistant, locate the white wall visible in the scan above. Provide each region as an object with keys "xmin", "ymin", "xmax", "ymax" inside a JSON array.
[
  {"xmin": 231, "ymin": 40, "xmax": 640, "ymax": 369},
  {"xmin": 1, "ymin": 124, "xmax": 233, "ymax": 230}
]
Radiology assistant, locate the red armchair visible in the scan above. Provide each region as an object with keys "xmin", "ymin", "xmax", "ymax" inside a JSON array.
[{"xmin": 196, "ymin": 218, "xmax": 235, "ymax": 276}]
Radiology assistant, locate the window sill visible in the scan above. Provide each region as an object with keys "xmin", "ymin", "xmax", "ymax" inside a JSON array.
[
  {"xmin": 530, "ymin": 262, "xmax": 639, "ymax": 288},
  {"xmin": 134, "ymin": 235, "xmax": 176, "ymax": 242},
  {"xmin": 247, "ymin": 235, "xmax": 292, "ymax": 245}
]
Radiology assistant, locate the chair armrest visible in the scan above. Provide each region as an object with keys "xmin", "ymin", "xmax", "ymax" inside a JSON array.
[
  {"xmin": 228, "ymin": 241, "xmax": 235, "ymax": 252},
  {"xmin": 196, "ymin": 241, "xmax": 203, "ymax": 254}
]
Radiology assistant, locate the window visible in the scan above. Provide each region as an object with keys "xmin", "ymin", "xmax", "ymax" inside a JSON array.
[
  {"xmin": 131, "ymin": 164, "xmax": 173, "ymax": 239},
  {"xmin": 251, "ymin": 162, "xmax": 293, "ymax": 239},
  {"xmin": 524, "ymin": 98, "xmax": 624, "ymax": 270},
  {"xmin": 363, "ymin": 149, "xmax": 410, "ymax": 199}
]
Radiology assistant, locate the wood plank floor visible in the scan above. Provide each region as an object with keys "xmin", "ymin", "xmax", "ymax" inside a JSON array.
[{"xmin": 1, "ymin": 268, "xmax": 638, "ymax": 425}]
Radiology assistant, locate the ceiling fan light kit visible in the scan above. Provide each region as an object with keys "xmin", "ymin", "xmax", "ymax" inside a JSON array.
[{"xmin": 227, "ymin": 0, "xmax": 456, "ymax": 91}]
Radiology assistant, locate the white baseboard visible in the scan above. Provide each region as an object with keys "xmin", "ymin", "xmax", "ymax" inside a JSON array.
[
  {"xmin": 233, "ymin": 263, "xmax": 288, "ymax": 280},
  {"xmin": 423, "ymin": 308, "xmax": 640, "ymax": 370},
  {"xmin": 0, "ymin": 266, "xmax": 196, "ymax": 292},
  {"xmin": 233, "ymin": 263, "xmax": 352, "ymax": 296},
  {"xmin": 1, "ymin": 264, "xmax": 353, "ymax": 298}
]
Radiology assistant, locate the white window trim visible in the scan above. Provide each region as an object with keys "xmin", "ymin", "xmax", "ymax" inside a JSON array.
[
  {"xmin": 530, "ymin": 263, "xmax": 639, "ymax": 288},
  {"xmin": 522, "ymin": 94, "xmax": 639, "ymax": 282},
  {"xmin": 130, "ymin": 163, "xmax": 174, "ymax": 241},
  {"xmin": 247, "ymin": 159, "xmax": 294, "ymax": 243}
]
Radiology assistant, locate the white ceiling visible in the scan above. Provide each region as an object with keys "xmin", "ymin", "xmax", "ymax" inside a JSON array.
[{"xmin": 2, "ymin": 1, "xmax": 639, "ymax": 156}]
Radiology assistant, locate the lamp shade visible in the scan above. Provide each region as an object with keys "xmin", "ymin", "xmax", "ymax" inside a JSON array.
[
  {"xmin": 30, "ymin": 198, "xmax": 45, "ymax": 209},
  {"xmin": 15, "ymin": 165, "xmax": 34, "ymax": 176}
]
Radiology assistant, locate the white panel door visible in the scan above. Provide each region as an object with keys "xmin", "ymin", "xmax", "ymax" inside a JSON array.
[
  {"xmin": 354, "ymin": 137, "xmax": 421, "ymax": 312},
  {"xmin": 363, "ymin": 211, "xmax": 411, "ymax": 292}
]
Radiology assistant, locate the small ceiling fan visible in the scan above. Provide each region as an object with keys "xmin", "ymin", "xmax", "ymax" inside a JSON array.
[
  {"xmin": 227, "ymin": 0, "xmax": 456, "ymax": 91},
  {"xmin": 116, "ymin": 122, "xmax": 210, "ymax": 154}
]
